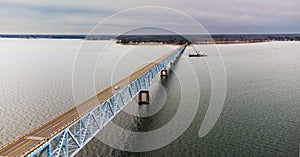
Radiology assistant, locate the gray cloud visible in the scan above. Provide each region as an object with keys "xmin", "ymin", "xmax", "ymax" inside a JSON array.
[
  {"xmin": 0, "ymin": 0, "xmax": 299, "ymax": 34},
  {"xmin": 163, "ymin": 0, "xmax": 300, "ymax": 33}
]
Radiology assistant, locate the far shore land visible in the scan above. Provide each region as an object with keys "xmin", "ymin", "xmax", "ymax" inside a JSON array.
[
  {"xmin": 0, "ymin": 34, "xmax": 299, "ymax": 45},
  {"xmin": 115, "ymin": 34, "xmax": 300, "ymax": 45},
  {"xmin": 116, "ymin": 40, "xmax": 276, "ymax": 45}
]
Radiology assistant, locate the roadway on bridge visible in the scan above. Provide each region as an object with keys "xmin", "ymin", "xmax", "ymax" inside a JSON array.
[{"xmin": 0, "ymin": 46, "xmax": 185, "ymax": 157}]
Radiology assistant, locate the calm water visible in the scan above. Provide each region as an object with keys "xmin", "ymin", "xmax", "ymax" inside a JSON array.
[
  {"xmin": 77, "ymin": 42, "xmax": 300, "ymax": 157},
  {"xmin": 0, "ymin": 39, "xmax": 299, "ymax": 156},
  {"xmin": 0, "ymin": 39, "xmax": 174, "ymax": 145}
]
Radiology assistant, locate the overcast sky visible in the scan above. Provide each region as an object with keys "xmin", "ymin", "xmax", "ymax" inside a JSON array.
[{"xmin": 0, "ymin": 0, "xmax": 299, "ymax": 34}]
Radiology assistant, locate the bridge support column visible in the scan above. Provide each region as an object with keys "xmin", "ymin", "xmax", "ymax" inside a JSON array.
[
  {"xmin": 160, "ymin": 69, "xmax": 168, "ymax": 78},
  {"xmin": 170, "ymin": 60, "xmax": 175, "ymax": 65},
  {"xmin": 138, "ymin": 90, "xmax": 150, "ymax": 105}
]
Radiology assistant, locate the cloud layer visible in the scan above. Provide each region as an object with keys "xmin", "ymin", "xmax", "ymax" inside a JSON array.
[{"xmin": 0, "ymin": 0, "xmax": 299, "ymax": 34}]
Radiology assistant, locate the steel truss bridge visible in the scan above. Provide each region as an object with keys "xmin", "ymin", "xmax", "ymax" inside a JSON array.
[{"xmin": 0, "ymin": 45, "xmax": 187, "ymax": 157}]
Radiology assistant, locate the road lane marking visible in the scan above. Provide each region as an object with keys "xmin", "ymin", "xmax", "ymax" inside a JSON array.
[{"xmin": 25, "ymin": 136, "xmax": 45, "ymax": 141}]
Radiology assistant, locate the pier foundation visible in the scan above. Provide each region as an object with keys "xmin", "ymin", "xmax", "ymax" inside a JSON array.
[
  {"xmin": 138, "ymin": 90, "xmax": 150, "ymax": 105},
  {"xmin": 160, "ymin": 69, "xmax": 168, "ymax": 78}
]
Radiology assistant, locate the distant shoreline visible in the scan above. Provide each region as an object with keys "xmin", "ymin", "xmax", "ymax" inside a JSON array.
[
  {"xmin": 0, "ymin": 34, "xmax": 299, "ymax": 45},
  {"xmin": 118, "ymin": 41, "xmax": 278, "ymax": 45}
]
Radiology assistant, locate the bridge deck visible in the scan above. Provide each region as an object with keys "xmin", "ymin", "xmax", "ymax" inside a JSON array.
[{"xmin": 0, "ymin": 46, "xmax": 184, "ymax": 156}]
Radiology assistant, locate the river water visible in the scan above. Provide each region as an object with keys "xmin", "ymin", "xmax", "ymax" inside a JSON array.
[{"xmin": 0, "ymin": 39, "xmax": 299, "ymax": 156}]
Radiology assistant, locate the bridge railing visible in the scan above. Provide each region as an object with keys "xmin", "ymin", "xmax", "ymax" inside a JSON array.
[{"xmin": 27, "ymin": 45, "xmax": 186, "ymax": 157}]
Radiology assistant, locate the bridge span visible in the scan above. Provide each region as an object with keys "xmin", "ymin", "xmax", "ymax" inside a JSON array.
[{"xmin": 0, "ymin": 45, "xmax": 186, "ymax": 157}]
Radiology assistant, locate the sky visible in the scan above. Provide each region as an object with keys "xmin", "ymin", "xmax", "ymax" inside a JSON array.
[{"xmin": 0, "ymin": 0, "xmax": 299, "ymax": 34}]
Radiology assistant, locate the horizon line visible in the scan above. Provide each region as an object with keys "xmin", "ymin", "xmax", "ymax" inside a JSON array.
[{"xmin": 0, "ymin": 32, "xmax": 300, "ymax": 36}]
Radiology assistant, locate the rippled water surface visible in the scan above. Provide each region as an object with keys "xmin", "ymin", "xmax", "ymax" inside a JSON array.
[{"xmin": 0, "ymin": 39, "xmax": 299, "ymax": 156}]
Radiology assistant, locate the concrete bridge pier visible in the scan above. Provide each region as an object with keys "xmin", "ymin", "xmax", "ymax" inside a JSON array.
[
  {"xmin": 160, "ymin": 69, "xmax": 168, "ymax": 78},
  {"xmin": 138, "ymin": 90, "xmax": 150, "ymax": 105}
]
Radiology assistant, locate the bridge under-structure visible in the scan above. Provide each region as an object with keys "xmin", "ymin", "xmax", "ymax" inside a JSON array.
[{"xmin": 0, "ymin": 45, "xmax": 187, "ymax": 157}]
